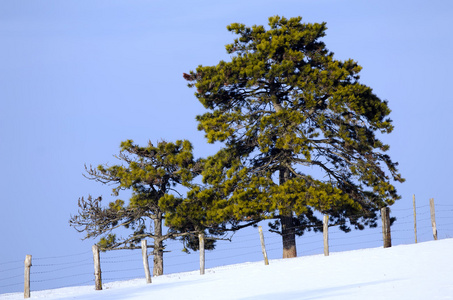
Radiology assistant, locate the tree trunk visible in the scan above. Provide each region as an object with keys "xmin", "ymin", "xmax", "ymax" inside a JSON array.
[
  {"xmin": 281, "ymin": 213, "xmax": 297, "ymax": 258},
  {"xmin": 153, "ymin": 216, "xmax": 164, "ymax": 276},
  {"xmin": 279, "ymin": 167, "xmax": 297, "ymax": 258}
]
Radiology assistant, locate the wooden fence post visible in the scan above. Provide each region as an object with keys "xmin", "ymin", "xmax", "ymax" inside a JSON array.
[
  {"xmin": 199, "ymin": 233, "xmax": 205, "ymax": 275},
  {"xmin": 413, "ymin": 194, "xmax": 417, "ymax": 244},
  {"xmin": 430, "ymin": 198, "xmax": 438, "ymax": 240},
  {"xmin": 92, "ymin": 245, "xmax": 102, "ymax": 290},
  {"xmin": 258, "ymin": 226, "xmax": 269, "ymax": 265},
  {"xmin": 24, "ymin": 255, "xmax": 32, "ymax": 299},
  {"xmin": 141, "ymin": 240, "xmax": 152, "ymax": 284},
  {"xmin": 323, "ymin": 215, "xmax": 329, "ymax": 256},
  {"xmin": 381, "ymin": 207, "xmax": 392, "ymax": 248}
]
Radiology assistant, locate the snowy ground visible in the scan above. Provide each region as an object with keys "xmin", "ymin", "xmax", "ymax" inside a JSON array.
[{"xmin": 1, "ymin": 239, "xmax": 452, "ymax": 300}]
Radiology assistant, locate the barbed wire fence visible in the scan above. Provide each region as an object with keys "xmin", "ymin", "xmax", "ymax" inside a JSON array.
[
  {"xmin": 0, "ymin": 251, "xmax": 94, "ymax": 297},
  {"xmin": 1, "ymin": 201, "xmax": 452, "ymax": 297},
  {"xmin": 0, "ymin": 259, "xmax": 24, "ymax": 295},
  {"xmin": 30, "ymin": 252, "xmax": 94, "ymax": 290}
]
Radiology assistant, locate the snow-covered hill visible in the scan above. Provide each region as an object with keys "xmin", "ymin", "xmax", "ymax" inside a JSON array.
[{"xmin": 2, "ymin": 239, "xmax": 452, "ymax": 300}]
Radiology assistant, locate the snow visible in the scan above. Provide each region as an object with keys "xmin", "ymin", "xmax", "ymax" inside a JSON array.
[{"xmin": 2, "ymin": 239, "xmax": 452, "ymax": 300}]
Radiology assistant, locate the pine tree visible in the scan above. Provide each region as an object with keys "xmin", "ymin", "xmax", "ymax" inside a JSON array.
[
  {"xmin": 69, "ymin": 139, "xmax": 214, "ymax": 275},
  {"xmin": 183, "ymin": 16, "xmax": 404, "ymax": 258}
]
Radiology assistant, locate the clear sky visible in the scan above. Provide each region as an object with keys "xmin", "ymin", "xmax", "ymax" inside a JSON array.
[{"xmin": 1, "ymin": 0, "xmax": 452, "ymax": 293}]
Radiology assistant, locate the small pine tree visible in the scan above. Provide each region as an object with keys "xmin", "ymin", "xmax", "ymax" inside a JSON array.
[{"xmin": 70, "ymin": 139, "xmax": 215, "ymax": 275}]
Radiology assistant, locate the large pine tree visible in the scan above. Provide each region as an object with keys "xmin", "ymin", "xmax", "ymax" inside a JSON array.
[{"xmin": 183, "ymin": 16, "xmax": 404, "ymax": 258}]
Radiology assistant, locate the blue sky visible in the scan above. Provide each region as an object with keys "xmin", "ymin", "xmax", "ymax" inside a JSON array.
[{"xmin": 1, "ymin": 0, "xmax": 452, "ymax": 293}]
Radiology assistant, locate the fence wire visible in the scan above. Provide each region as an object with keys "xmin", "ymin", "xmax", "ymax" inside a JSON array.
[{"xmin": 1, "ymin": 204, "xmax": 451, "ymax": 295}]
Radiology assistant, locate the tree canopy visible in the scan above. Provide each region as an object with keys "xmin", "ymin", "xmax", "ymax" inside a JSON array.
[{"xmin": 182, "ymin": 16, "xmax": 404, "ymax": 258}]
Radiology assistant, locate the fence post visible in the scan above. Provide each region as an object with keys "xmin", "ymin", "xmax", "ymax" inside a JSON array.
[
  {"xmin": 141, "ymin": 240, "xmax": 152, "ymax": 284},
  {"xmin": 24, "ymin": 255, "xmax": 32, "ymax": 299},
  {"xmin": 92, "ymin": 245, "xmax": 102, "ymax": 290},
  {"xmin": 323, "ymin": 215, "xmax": 329, "ymax": 256},
  {"xmin": 258, "ymin": 226, "xmax": 269, "ymax": 265},
  {"xmin": 413, "ymin": 194, "xmax": 417, "ymax": 244},
  {"xmin": 430, "ymin": 198, "xmax": 438, "ymax": 240},
  {"xmin": 199, "ymin": 233, "xmax": 205, "ymax": 275},
  {"xmin": 381, "ymin": 207, "xmax": 392, "ymax": 248}
]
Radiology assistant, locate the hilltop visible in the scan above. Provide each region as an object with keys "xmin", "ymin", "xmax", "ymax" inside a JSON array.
[{"xmin": 1, "ymin": 239, "xmax": 452, "ymax": 300}]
